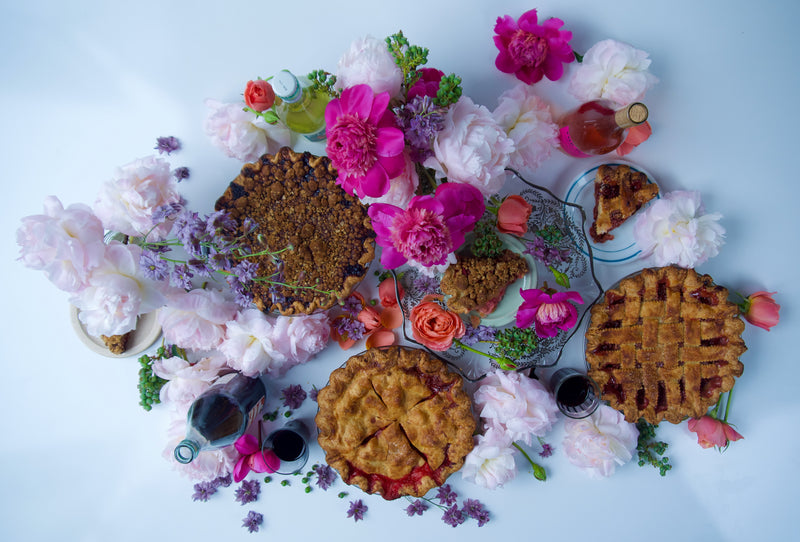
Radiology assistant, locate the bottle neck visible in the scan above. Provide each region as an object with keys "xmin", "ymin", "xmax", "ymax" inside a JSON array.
[
  {"xmin": 174, "ymin": 439, "xmax": 199, "ymax": 464},
  {"xmin": 614, "ymin": 103, "xmax": 648, "ymax": 128},
  {"xmin": 273, "ymin": 70, "xmax": 303, "ymax": 104}
]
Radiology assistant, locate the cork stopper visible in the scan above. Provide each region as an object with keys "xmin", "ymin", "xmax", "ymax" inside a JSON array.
[{"xmin": 614, "ymin": 103, "xmax": 648, "ymax": 128}]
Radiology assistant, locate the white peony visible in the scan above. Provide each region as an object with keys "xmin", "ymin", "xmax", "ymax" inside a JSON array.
[
  {"xmin": 203, "ymin": 99, "xmax": 290, "ymax": 163},
  {"xmin": 493, "ymin": 83, "xmax": 558, "ymax": 171},
  {"xmin": 93, "ymin": 155, "xmax": 181, "ymax": 240},
  {"xmin": 568, "ymin": 39, "xmax": 659, "ymax": 106},
  {"xmin": 335, "ymin": 35, "xmax": 404, "ymax": 99},
  {"xmin": 158, "ymin": 288, "xmax": 238, "ymax": 351},
  {"xmin": 219, "ymin": 309, "xmax": 286, "ymax": 377},
  {"xmin": 461, "ymin": 425, "xmax": 517, "ymax": 489},
  {"xmin": 562, "ymin": 404, "xmax": 639, "ymax": 478},
  {"xmin": 424, "ymin": 96, "xmax": 515, "ymax": 198},
  {"xmin": 633, "ymin": 190, "xmax": 725, "ymax": 268}
]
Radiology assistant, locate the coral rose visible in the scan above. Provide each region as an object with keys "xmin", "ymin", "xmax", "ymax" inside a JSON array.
[
  {"xmin": 410, "ymin": 299, "xmax": 465, "ymax": 351},
  {"xmin": 687, "ymin": 416, "xmax": 743, "ymax": 449},
  {"xmin": 378, "ymin": 276, "xmax": 405, "ymax": 308},
  {"xmin": 740, "ymin": 291, "xmax": 780, "ymax": 331},
  {"xmin": 244, "ymin": 79, "xmax": 276, "ymax": 112},
  {"xmin": 497, "ymin": 195, "xmax": 533, "ymax": 235}
]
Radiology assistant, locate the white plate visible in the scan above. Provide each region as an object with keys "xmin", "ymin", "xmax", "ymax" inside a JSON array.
[
  {"xmin": 564, "ymin": 161, "xmax": 659, "ymax": 264},
  {"xmin": 70, "ymin": 305, "xmax": 162, "ymax": 358}
]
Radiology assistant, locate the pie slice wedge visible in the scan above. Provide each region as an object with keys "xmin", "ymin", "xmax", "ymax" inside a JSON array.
[{"xmin": 590, "ymin": 164, "xmax": 659, "ymax": 243}]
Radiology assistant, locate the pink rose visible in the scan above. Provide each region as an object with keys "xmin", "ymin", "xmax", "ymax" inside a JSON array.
[
  {"xmin": 335, "ymin": 35, "xmax": 404, "ymax": 99},
  {"xmin": 516, "ymin": 288, "xmax": 584, "ymax": 338},
  {"xmin": 473, "ymin": 369, "xmax": 559, "ymax": 445},
  {"xmin": 244, "ymin": 79, "xmax": 275, "ymax": 112},
  {"xmin": 204, "ymin": 98, "xmax": 290, "ymax": 162},
  {"xmin": 687, "ymin": 416, "xmax": 743, "ymax": 449},
  {"xmin": 93, "ymin": 155, "xmax": 180, "ymax": 240},
  {"xmin": 16, "ymin": 196, "xmax": 105, "ymax": 293},
  {"xmin": 492, "ymin": 83, "xmax": 557, "ymax": 171},
  {"xmin": 407, "ymin": 68, "xmax": 444, "ymax": 99},
  {"xmin": 460, "ymin": 425, "xmax": 516, "ymax": 489},
  {"xmin": 409, "ymin": 299, "xmax": 465, "ymax": 351},
  {"xmin": 740, "ymin": 291, "xmax": 780, "ymax": 331},
  {"xmin": 159, "ymin": 288, "xmax": 238, "ymax": 351},
  {"xmin": 497, "ymin": 195, "xmax": 533, "ymax": 235},
  {"xmin": 562, "ymin": 404, "xmax": 639, "ymax": 478},
  {"xmin": 424, "ymin": 96, "xmax": 514, "ymax": 198}
]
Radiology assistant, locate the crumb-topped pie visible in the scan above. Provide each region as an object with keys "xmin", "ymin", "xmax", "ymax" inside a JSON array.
[
  {"xmin": 214, "ymin": 147, "xmax": 375, "ymax": 315},
  {"xmin": 590, "ymin": 164, "xmax": 659, "ymax": 243},
  {"xmin": 315, "ymin": 347, "xmax": 476, "ymax": 500},
  {"xmin": 585, "ymin": 266, "xmax": 746, "ymax": 424}
]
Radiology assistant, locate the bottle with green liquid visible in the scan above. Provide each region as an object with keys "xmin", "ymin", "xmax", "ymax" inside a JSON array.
[{"xmin": 271, "ymin": 69, "xmax": 329, "ymax": 142}]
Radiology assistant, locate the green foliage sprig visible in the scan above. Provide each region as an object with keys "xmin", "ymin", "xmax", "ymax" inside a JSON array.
[
  {"xmin": 137, "ymin": 344, "xmax": 184, "ymax": 411},
  {"xmin": 434, "ymin": 73, "xmax": 462, "ymax": 107},
  {"xmin": 494, "ymin": 327, "xmax": 539, "ymax": 360},
  {"xmin": 386, "ymin": 31, "xmax": 429, "ymax": 90},
  {"xmin": 636, "ymin": 419, "xmax": 672, "ymax": 476},
  {"xmin": 307, "ymin": 69, "xmax": 340, "ymax": 99},
  {"xmin": 472, "ymin": 220, "xmax": 504, "ymax": 258}
]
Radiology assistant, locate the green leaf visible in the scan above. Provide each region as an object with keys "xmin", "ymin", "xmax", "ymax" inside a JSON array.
[{"xmin": 549, "ymin": 266, "xmax": 571, "ymax": 289}]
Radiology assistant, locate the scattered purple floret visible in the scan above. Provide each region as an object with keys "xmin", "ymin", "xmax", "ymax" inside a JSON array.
[
  {"xmin": 340, "ymin": 295, "xmax": 363, "ymax": 317},
  {"xmin": 412, "ymin": 273, "xmax": 440, "ymax": 295},
  {"xmin": 173, "ymin": 166, "xmax": 190, "ymax": 182},
  {"xmin": 234, "ymin": 480, "xmax": 260, "ymax": 505},
  {"xmin": 441, "ymin": 504, "xmax": 466, "ymax": 527},
  {"xmin": 334, "ymin": 316, "xmax": 366, "ymax": 341},
  {"xmin": 155, "ymin": 136, "xmax": 181, "ymax": 155},
  {"xmin": 281, "ymin": 384, "xmax": 307, "ymax": 410},
  {"xmin": 347, "ymin": 499, "xmax": 367, "ymax": 522},
  {"xmin": 539, "ymin": 442, "xmax": 554, "ymax": 458},
  {"xmin": 405, "ymin": 499, "xmax": 428, "ymax": 516},
  {"xmin": 435, "ymin": 484, "xmax": 458, "ymax": 507},
  {"xmin": 313, "ymin": 464, "xmax": 337, "ymax": 490},
  {"xmin": 212, "ymin": 474, "xmax": 232, "ymax": 488},
  {"xmin": 309, "ymin": 386, "xmax": 320, "ymax": 402},
  {"xmin": 241, "ymin": 510, "xmax": 263, "ymax": 533},
  {"xmin": 191, "ymin": 481, "xmax": 217, "ymax": 502},
  {"xmin": 460, "ymin": 323, "xmax": 497, "ymax": 346}
]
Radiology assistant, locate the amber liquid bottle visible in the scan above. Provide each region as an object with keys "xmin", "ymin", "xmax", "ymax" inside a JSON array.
[{"xmin": 558, "ymin": 100, "xmax": 648, "ymax": 157}]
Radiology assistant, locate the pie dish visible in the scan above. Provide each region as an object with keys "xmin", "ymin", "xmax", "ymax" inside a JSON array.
[
  {"xmin": 315, "ymin": 346, "xmax": 476, "ymax": 500},
  {"xmin": 585, "ymin": 266, "xmax": 746, "ymax": 424},
  {"xmin": 214, "ymin": 147, "xmax": 375, "ymax": 315}
]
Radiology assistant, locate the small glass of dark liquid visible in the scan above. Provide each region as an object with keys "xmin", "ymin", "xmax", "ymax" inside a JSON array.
[
  {"xmin": 549, "ymin": 368, "xmax": 601, "ymax": 419},
  {"xmin": 262, "ymin": 420, "xmax": 309, "ymax": 474}
]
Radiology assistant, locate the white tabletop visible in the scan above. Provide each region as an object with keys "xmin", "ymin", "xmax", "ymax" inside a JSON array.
[{"xmin": 2, "ymin": 1, "xmax": 798, "ymax": 541}]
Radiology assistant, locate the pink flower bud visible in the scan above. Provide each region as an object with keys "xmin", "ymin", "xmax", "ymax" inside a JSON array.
[{"xmin": 742, "ymin": 291, "xmax": 780, "ymax": 331}]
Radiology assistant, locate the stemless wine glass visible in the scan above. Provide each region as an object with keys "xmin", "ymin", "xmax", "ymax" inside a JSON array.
[
  {"xmin": 549, "ymin": 368, "xmax": 601, "ymax": 419},
  {"xmin": 261, "ymin": 420, "xmax": 310, "ymax": 475}
]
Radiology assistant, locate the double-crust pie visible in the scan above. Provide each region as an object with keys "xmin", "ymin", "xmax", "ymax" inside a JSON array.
[
  {"xmin": 315, "ymin": 347, "xmax": 476, "ymax": 500},
  {"xmin": 590, "ymin": 164, "xmax": 659, "ymax": 243},
  {"xmin": 585, "ymin": 266, "xmax": 746, "ymax": 424}
]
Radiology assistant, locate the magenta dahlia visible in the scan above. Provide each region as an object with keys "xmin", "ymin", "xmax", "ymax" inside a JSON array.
[
  {"xmin": 493, "ymin": 9, "xmax": 575, "ymax": 85},
  {"xmin": 325, "ymin": 84, "xmax": 405, "ymax": 199}
]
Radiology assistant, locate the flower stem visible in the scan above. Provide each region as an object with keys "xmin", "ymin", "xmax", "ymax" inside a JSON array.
[
  {"xmin": 453, "ymin": 339, "xmax": 516, "ymax": 370},
  {"xmin": 722, "ymin": 388, "xmax": 734, "ymax": 424},
  {"xmin": 512, "ymin": 442, "xmax": 546, "ymax": 481}
]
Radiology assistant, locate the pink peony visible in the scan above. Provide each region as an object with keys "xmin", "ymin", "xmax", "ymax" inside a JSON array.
[
  {"xmin": 368, "ymin": 182, "xmax": 485, "ymax": 270},
  {"xmin": 325, "ymin": 84, "xmax": 406, "ymax": 199},
  {"xmin": 204, "ymin": 98, "xmax": 290, "ymax": 162},
  {"xmin": 219, "ymin": 309, "xmax": 285, "ymax": 377},
  {"xmin": 163, "ymin": 414, "xmax": 238, "ymax": 481},
  {"xmin": 568, "ymin": 39, "xmax": 658, "ymax": 107},
  {"xmin": 493, "ymin": 9, "xmax": 575, "ymax": 85},
  {"xmin": 407, "ymin": 68, "xmax": 444, "ymax": 100},
  {"xmin": 460, "ymin": 425, "xmax": 517, "ymax": 489},
  {"xmin": 16, "ymin": 196, "xmax": 106, "ymax": 293},
  {"xmin": 492, "ymin": 83, "xmax": 558, "ymax": 171},
  {"xmin": 739, "ymin": 291, "xmax": 780, "ymax": 331},
  {"xmin": 633, "ymin": 190, "xmax": 725, "ymax": 268},
  {"xmin": 268, "ymin": 312, "xmax": 331, "ymax": 376},
  {"xmin": 516, "ymin": 288, "xmax": 584, "ymax": 338},
  {"xmin": 71, "ymin": 242, "xmax": 165, "ymax": 336},
  {"xmin": 424, "ymin": 96, "xmax": 514, "ymax": 198},
  {"xmin": 153, "ymin": 354, "xmax": 228, "ymax": 413},
  {"xmin": 562, "ymin": 404, "xmax": 639, "ymax": 478},
  {"xmin": 359, "ymin": 151, "xmax": 419, "ymax": 208},
  {"xmin": 473, "ymin": 369, "xmax": 559, "ymax": 446},
  {"xmin": 687, "ymin": 416, "xmax": 743, "ymax": 449},
  {"xmin": 335, "ymin": 35, "xmax": 404, "ymax": 99},
  {"xmin": 93, "ymin": 155, "xmax": 181, "ymax": 240},
  {"xmin": 159, "ymin": 288, "xmax": 238, "ymax": 351}
]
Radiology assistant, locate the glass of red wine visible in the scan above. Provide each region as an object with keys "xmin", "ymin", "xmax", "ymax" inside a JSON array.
[
  {"xmin": 549, "ymin": 368, "xmax": 601, "ymax": 419},
  {"xmin": 261, "ymin": 420, "xmax": 310, "ymax": 474}
]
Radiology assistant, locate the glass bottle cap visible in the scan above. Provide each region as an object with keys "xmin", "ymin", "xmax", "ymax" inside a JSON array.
[{"xmin": 272, "ymin": 70, "xmax": 302, "ymax": 103}]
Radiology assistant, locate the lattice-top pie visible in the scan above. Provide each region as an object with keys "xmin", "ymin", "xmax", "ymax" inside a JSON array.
[
  {"xmin": 315, "ymin": 347, "xmax": 475, "ymax": 500},
  {"xmin": 590, "ymin": 164, "xmax": 659, "ymax": 243},
  {"xmin": 585, "ymin": 266, "xmax": 746, "ymax": 424}
]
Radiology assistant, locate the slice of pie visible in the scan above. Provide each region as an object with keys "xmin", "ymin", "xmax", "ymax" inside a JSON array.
[{"xmin": 589, "ymin": 164, "xmax": 659, "ymax": 243}]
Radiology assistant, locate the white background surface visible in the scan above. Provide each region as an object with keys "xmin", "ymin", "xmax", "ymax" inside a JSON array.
[{"xmin": 2, "ymin": 1, "xmax": 798, "ymax": 541}]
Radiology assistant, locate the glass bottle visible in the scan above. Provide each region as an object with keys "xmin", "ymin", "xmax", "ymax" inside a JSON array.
[
  {"xmin": 557, "ymin": 100, "xmax": 648, "ymax": 157},
  {"xmin": 173, "ymin": 373, "xmax": 266, "ymax": 464},
  {"xmin": 271, "ymin": 69, "xmax": 330, "ymax": 142}
]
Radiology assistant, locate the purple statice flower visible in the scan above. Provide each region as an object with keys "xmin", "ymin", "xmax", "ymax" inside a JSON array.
[
  {"xmin": 435, "ymin": 484, "xmax": 458, "ymax": 507},
  {"xmin": 340, "ymin": 295, "xmax": 363, "ymax": 317},
  {"xmin": 413, "ymin": 273, "xmax": 440, "ymax": 295},
  {"xmin": 207, "ymin": 248, "xmax": 233, "ymax": 272},
  {"xmin": 232, "ymin": 260, "xmax": 259, "ymax": 284},
  {"xmin": 460, "ymin": 323, "xmax": 497, "ymax": 346},
  {"xmin": 172, "ymin": 166, "xmax": 190, "ymax": 182},
  {"xmin": 394, "ymin": 95, "xmax": 446, "ymax": 162},
  {"xmin": 334, "ymin": 316, "xmax": 366, "ymax": 342},
  {"xmin": 170, "ymin": 264, "xmax": 194, "ymax": 290},
  {"xmin": 524, "ymin": 237, "xmax": 571, "ymax": 267},
  {"xmin": 405, "ymin": 499, "xmax": 428, "ymax": 517},
  {"xmin": 228, "ymin": 276, "xmax": 254, "ymax": 308},
  {"xmin": 309, "ymin": 386, "xmax": 320, "ymax": 402},
  {"xmin": 313, "ymin": 464, "xmax": 337, "ymax": 491},
  {"xmin": 140, "ymin": 249, "xmax": 170, "ymax": 281},
  {"xmin": 155, "ymin": 136, "xmax": 181, "ymax": 155},
  {"xmin": 539, "ymin": 442, "xmax": 554, "ymax": 458},
  {"xmin": 212, "ymin": 474, "xmax": 232, "ymax": 488},
  {"xmin": 187, "ymin": 258, "xmax": 212, "ymax": 278},
  {"xmin": 346, "ymin": 500, "xmax": 367, "ymax": 522},
  {"xmin": 191, "ymin": 481, "xmax": 217, "ymax": 502},
  {"xmin": 441, "ymin": 504, "xmax": 466, "ymax": 527},
  {"xmin": 241, "ymin": 510, "xmax": 263, "ymax": 533},
  {"xmin": 281, "ymin": 384, "xmax": 307, "ymax": 410},
  {"xmin": 151, "ymin": 202, "xmax": 183, "ymax": 223},
  {"xmin": 461, "ymin": 499, "xmax": 490, "ymax": 526},
  {"xmin": 174, "ymin": 210, "xmax": 206, "ymax": 248},
  {"xmin": 241, "ymin": 217, "xmax": 257, "ymax": 234},
  {"xmin": 205, "ymin": 209, "xmax": 238, "ymax": 239},
  {"xmin": 234, "ymin": 480, "xmax": 260, "ymax": 505}
]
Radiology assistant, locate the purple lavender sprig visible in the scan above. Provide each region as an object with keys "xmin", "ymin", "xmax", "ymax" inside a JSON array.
[{"xmin": 393, "ymin": 95, "xmax": 446, "ymax": 162}]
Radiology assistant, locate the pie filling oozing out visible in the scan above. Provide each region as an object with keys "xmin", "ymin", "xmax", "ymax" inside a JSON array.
[
  {"xmin": 315, "ymin": 347, "xmax": 476, "ymax": 500},
  {"xmin": 585, "ymin": 266, "xmax": 746, "ymax": 424}
]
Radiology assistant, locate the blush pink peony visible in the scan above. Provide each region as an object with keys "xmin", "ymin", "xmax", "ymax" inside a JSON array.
[
  {"xmin": 153, "ymin": 354, "xmax": 228, "ymax": 413},
  {"xmin": 93, "ymin": 155, "xmax": 181, "ymax": 240},
  {"xmin": 424, "ymin": 96, "xmax": 515, "ymax": 198},
  {"xmin": 516, "ymin": 288, "xmax": 584, "ymax": 338},
  {"xmin": 460, "ymin": 425, "xmax": 517, "ymax": 490},
  {"xmin": 159, "ymin": 288, "xmax": 239, "ymax": 351},
  {"xmin": 219, "ymin": 309, "xmax": 285, "ymax": 377},
  {"xmin": 204, "ymin": 98, "xmax": 290, "ymax": 163},
  {"xmin": 335, "ymin": 35, "xmax": 404, "ymax": 99},
  {"xmin": 562, "ymin": 404, "xmax": 639, "ymax": 478},
  {"xmin": 268, "ymin": 312, "xmax": 331, "ymax": 376},
  {"xmin": 16, "ymin": 195, "xmax": 106, "ymax": 293},
  {"xmin": 325, "ymin": 84, "xmax": 406, "ymax": 199},
  {"xmin": 492, "ymin": 83, "xmax": 558, "ymax": 171},
  {"xmin": 473, "ymin": 369, "xmax": 559, "ymax": 445}
]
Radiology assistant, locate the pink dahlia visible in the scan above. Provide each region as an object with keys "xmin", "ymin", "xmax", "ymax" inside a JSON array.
[
  {"xmin": 325, "ymin": 84, "xmax": 406, "ymax": 199},
  {"xmin": 494, "ymin": 9, "xmax": 575, "ymax": 85},
  {"xmin": 368, "ymin": 182, "xmax": 485, "ymax": 270},
  {"xmin": 516, "ymin": 287, "xmax": 584, "ymax": 338}
]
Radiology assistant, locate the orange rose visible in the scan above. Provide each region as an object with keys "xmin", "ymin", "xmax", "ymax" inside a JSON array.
[
  {"xmin": 497, "ymin": 195, "xmax": 532, "ymax": 235},
  {"xmin": 378, "ymin": 276, "xmax": 405, "ymax": 308},
  {"xmin": 244, "ymin": 79, "xmax": 275, "ymax": 112},
  {"xmin": 410, "ymin": 300, "xmax": 465, "ymax": 351}
]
